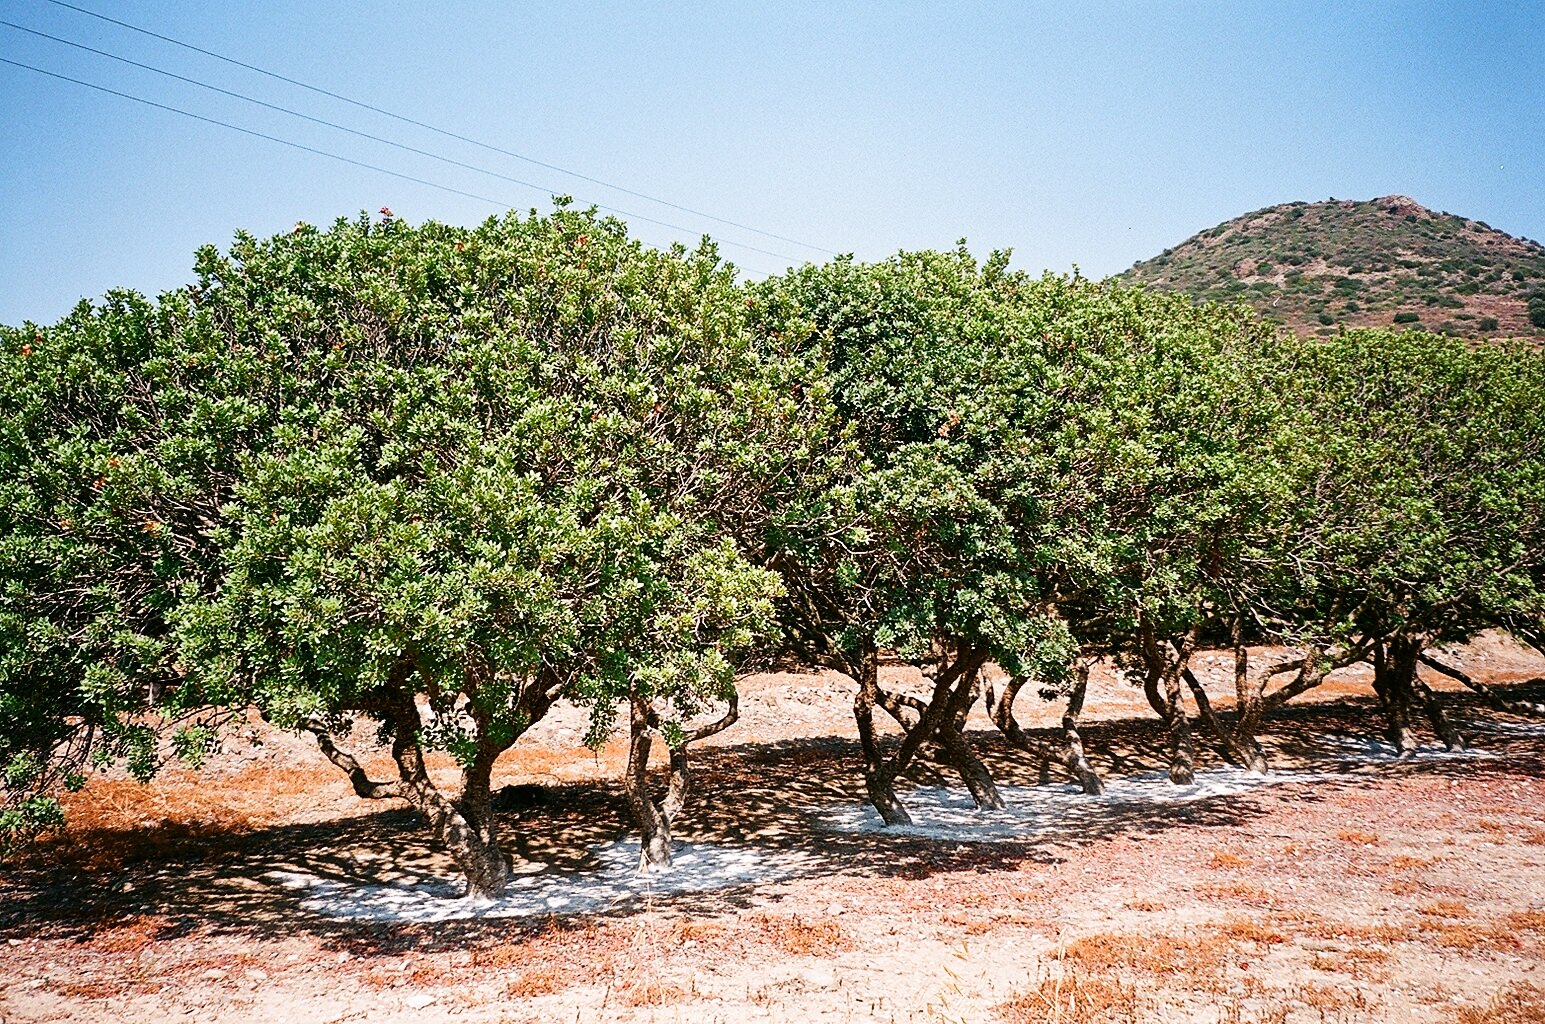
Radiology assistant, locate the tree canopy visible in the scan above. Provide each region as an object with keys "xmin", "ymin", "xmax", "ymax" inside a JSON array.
[{"xmin": 3, "ymin": 210, "xmax": 1542, "ymax": 892}]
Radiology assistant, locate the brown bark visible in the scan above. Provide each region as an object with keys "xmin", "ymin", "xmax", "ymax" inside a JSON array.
[
  {"xmin": 1182, "ymin": 667, "xmax": 1264, "ymax": 772},
  {"xmin": 853, "ymin": 646, "xmax": 910, "ymax": 825},
  {"xmin": 1140, "ymin": 625, "xmax": 1198, "ymax": 785},
  {"xmin": 988, "ymin": 667, "xmax": 1103, "ymax": 795},
  {"xmin": 1412, "ymin": 671, "xmax": 1465, "ymax": 751},
  {"xmin": 299, "ymin": 659, "xmax": 565, "ymax": 900},
  {"xmin": 853, "ymin": 644, "xmax": 988, "ymax": 825},
  {"xmin": 934, "ymin": 670, "xmax": 1004, "ymax": 810},
  {"xmin": 624, "ymin": 692, "xmax": 739, "ymax": 870},
  {"xmin": 1372, "ymin": 636, "xmax": 1423, "ymax": 758},
  {"xmin": 1419, "ymin": 653, "xmax": 1545, "ymax": 718}
]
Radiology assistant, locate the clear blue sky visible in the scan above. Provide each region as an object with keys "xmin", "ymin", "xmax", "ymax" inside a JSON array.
[{"xmin": 2, "ymin": 0, "xmax": 1542, "ymax": 325}]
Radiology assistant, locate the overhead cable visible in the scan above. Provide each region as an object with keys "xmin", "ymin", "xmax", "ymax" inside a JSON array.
[
  {"xmin": 40, "ymin": 0, "xmax": 838, "ymax": 256},
  {"xmin": 2, "ymin": 20, "xmax": 803, "ymax": 263},
  {"xmin": 0, "ymin": 55, "xmax": 788, "ymax": 274}
]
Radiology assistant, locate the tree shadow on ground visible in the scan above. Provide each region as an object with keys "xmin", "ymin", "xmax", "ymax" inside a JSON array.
[{"xmin": 2, "ymin": 687, "xmax": 1541, "ymax": 958}]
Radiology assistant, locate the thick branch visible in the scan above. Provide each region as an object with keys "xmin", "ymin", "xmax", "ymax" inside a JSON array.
[
  {"xmin": 300, "ymin": 719, "xmax": 403, "ymax": 800},
  {"xmin": 1419, "ymin": 653, "xmax": 1545, "ymax": 718}
]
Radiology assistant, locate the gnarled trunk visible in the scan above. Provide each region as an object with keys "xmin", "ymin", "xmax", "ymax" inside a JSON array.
[
  {"xmin": 1412, "ymin": 672, "xmax": 1465, "ymax": 751},
  {"xmin": 853, "ymin": 644, "xmax": 989, "ymax": 825},
  {"xmin": 935, "ymin": 670, "xmax": 1004, "ymax": 810},
  {"xmin": 623, "ymin": 692, "xmax": 739, "ymax": 870},
  {"xmin": 300, "ymin": 659, "xmax": 563, "ymax": 900},
  {"xmin": 1420, "ymin": 652, "xmax": 1545, "ymax": 718},
  {"xmin": 1141, "ymin": 625, "xmax": 1198, "ymax": 785},
  {"xmin": 854, "ymin": 647, "xmax": 912, "ymax": 825},
  {"xmin": 1372, "ymin": 636, "xmax": 1422, "ymax": 757},
  {"xmin": 988, "ymin": 665, "xmax": 1103, "ymax": 795}
]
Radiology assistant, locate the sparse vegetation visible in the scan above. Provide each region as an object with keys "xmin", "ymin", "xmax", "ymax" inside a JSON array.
[{"xmin": 1120, "ymin": 196, "xmax": 1545, "ymax": 339}]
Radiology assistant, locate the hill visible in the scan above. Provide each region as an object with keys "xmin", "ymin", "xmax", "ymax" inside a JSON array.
[{"xmin": 1118, "ymin": 195, "xmax": 1545, "ymax": 339}]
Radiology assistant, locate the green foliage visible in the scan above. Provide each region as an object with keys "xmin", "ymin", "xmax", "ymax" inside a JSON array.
[
  {"xmin": 2, "ymin": 207, "xmax": 821, "ymax": 853},
  {"xmin": 1530, "ymin": 291, "xmax": 1545, "ymax": 328},
  {"xmin": 4, "ymin": 206, "xmax": 1544, "ymax": 866},
  {"xmin": 1263, "ymin": 330, "xmax": 1545, "ymax": 647}
]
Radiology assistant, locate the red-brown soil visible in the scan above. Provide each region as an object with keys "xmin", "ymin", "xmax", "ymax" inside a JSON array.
[{"xmin": 3, "ymin": 635, "xmax": 1543, "ymax": 1023}]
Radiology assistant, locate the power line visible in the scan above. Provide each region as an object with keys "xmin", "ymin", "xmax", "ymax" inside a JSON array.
[
  {"xmin": 0, "ymin": 54, "xmax": 783, "ymax": 274},
  {"xmin": 40, "ymin": 0, "xmax": 838, "ymax": 257},
  {"xmin": 1, "ymin": 18, "xmax": 804, "ymax": 263}
]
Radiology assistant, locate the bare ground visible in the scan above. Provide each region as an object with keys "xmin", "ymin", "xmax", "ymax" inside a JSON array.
[{"xmin": 3, "ymin": 635, "xmax": 1544, "ymax": 1023}]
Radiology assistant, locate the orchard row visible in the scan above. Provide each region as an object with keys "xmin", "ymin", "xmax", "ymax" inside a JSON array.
[{"xmin": 2, "ymin": 206, "xmax": 1541, "ymax": 896}]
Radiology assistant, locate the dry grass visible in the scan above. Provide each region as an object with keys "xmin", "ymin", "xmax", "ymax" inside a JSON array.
[
  {"xmin": 504, "ymin": 967, "xmax": 568, "ymax": 999},
  {"xmin": 1507, "ymin": 910, "xmax": 1545, "ymax": 934},
  {"xmin": 1290, "ymin": 983, "xmax": 1378, "ymax": 1017},
  {"xmin": 1307, "ymin": 947, "xmax": 1391, "ymax": 983},
  {"xmin": 997, "ymin": 971, "xmax": 1140, "ymax": 1024},
  {"xmin": 85, "ymin": 914, "xmax": 169, "ymax": 954},
  {"xmin": 1215, "ymin": 917, "xmax": 1288, "ymax": 946},
  {"xmin": 1123, "ymin": 899, "xmax": 1166, "ymax": 912},
  {"xmin": 669, "ymin": 918, "xmax": 731, "ymax": 945},
  {"xmin": 1455, "ymin": 983, "xmax": 1545, "ymax": 1024},
  {"xmin": 1208, "ymin": 850, "xmax": 1251, "ymax": 869},
  {"xmin": 1195, "ymin": 882, "xmax": 1274, "ymax": 904},
  {"xmin": 744, "ymin": 913, "xmax": 854, "ymax": 957},
  {"xmin": 1285, "ymin": 913, "xmax": 1409, "ymax": 945},
  {"xmin": 616, "ymin": 978, "xmax": 692, "ymax": 1007},
  {"xmin": 1418, "ymin": 900, "xmax": 1473, "ymax": 918},
  {"xmin": 1389, "ymin": 854, "xmax": 1439, "ymax": 870},
  {"xmin": 52, "ymin": 979, "xmax": 128, "ymax": 1001},
  {"xmin": 1059, "ymin": 931, "xmax": 1232, "ymax": 983},
  {"xmin": 1335, "ymin": 830, "xmax": 1381, "ymax": 846}
]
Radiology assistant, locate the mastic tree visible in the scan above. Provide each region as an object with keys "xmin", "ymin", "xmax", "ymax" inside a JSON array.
[
  {"xmin": 752, "ymin": 250, "xmax": 1086, "ymax": 824},
  {"xmin": 3, "ymin": 206, "xmax": 825, "ymax": 890},
  {"xmin": 1248, "ymin": 329, "xmax": 1545, "ymax": 755},
  {"xmin": 1, "ymin": 286, "xmax": 265, "ymax": 853},
  {"xmin": 976, "ymin": 283, "xmax": 1295, "ymax": 784}
]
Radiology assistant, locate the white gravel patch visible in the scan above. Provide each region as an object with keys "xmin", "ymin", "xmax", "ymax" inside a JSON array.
[
  {"xmin": 1463, "ymin": 720, "xmax": 1545, "ymax": 738},
  {"xmin": 815, "ymin": 767, "xmax": 1330, "ymax": 842},
  {"xmin": 266, "ymin": 840, "xmax": 822, "ymax": 922},
  {"xmin": 1319, "ymin": 733, "xmax": 1501, "ymax": 761}
]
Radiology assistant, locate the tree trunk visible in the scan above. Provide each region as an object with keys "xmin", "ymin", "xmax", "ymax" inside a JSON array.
[
  {"xmin": 1163, "ymin": 663, "xmax": 1196, "ymax": 785},
  {"xmin": 1059, "ymin": 666, "xmax": 1104, "ymax": 794},
  {"xmin": 624, "ymin": 696, "xmax": 676, "ymax": 869},
  {"xmin": 1142, "ymin": 626, "xmax": 1198, "ymax": 785},
  {"xmin": 1419, "ymin": 653, "xmax": 1545, "ymax": 719},
  {"xmin": 854, "ymin": 645, "xmax": 989, "ymax": 825},
  {"xmin": 1183, "ymin": 667, "xmax": 1260, "ymax": 772},
  {"xmin": 299, "ymin": 659, "xmax": 572, "ymax": 900},
  {"xmin": 623, "ymin": 692, "xmax": 739, "ymax": 871},
  {"xmin": 382, "ymin": 686, "xmax": 512, "ymax": 899},
  {"xmin": 854, "ymin": 647, "xmax": 912, "ymax": 826},
  {"xmin": 933, "ymin": 671, "xmax": 1005, "ymax": 810},
  {"xmin": 988, "ymin": 667, "xmax": 1102, "ymax": 795},
  {"xmin": 1412, "ymin": 671, "xmax": 1465, "ymax": 751},
  {"xmin": 1228, "ymin": 638, "xmax": 1270, "ymax": 774},
  {"xmin": 1372, "ymin": 637, "xmax": 1421, "ymax": 758}
]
